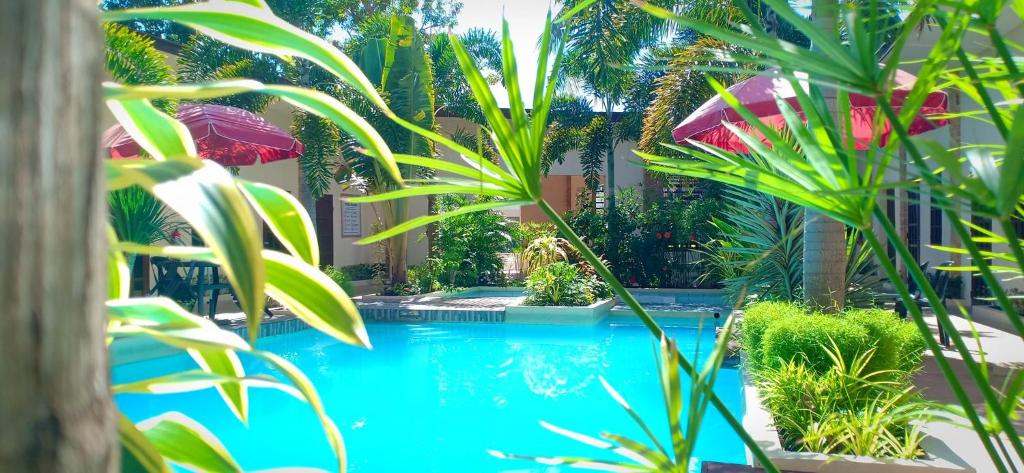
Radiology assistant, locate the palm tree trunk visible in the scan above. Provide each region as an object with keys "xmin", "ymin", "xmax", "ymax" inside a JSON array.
[
  {"xmin": 0, "ymin": 0, "xmax": 116, "ymax": 470},
  {"xmin": 604, "ymin": 98, "xmax": 618, "ymax": 266},
  {"xmin": 295, "ymin": 64, "xmax": 319, "ymax": 226},
  {"xmin": 803, "ymin": 0, "xmax": 847, "ymax": 311},
  {"xmin": 389, "ymin": 199, "xmax": 409, "ymax": 284}
]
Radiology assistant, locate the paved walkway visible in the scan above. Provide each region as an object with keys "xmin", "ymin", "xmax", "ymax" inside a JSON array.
[{"xmin": 917, "ymin": 309, "xmax": 1024, "ymax": 471}]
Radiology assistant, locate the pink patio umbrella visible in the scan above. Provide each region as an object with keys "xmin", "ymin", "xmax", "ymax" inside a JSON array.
[
  {"xmin": 672, "ymin": 69, "xmax": 948, "ymax": 151},
  {"xmin": 103, "ymin": 103, "xmax": 304, "ymax": 165}
]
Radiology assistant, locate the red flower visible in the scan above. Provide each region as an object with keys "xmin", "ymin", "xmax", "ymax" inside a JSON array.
[
  {"xmin": 664, "ymin": 231, "xmax": 671, "ymax": 239},
  {"xmin": 171, "ymin": 229, "xmax": 181, "ymax": 241},
  {"xmin": 655, "ymin": 232, "xmax": 663, "ymax": 240},
  {"xmin": 628, "ymin": 276, "xmax": 637, "ymax": 284}
]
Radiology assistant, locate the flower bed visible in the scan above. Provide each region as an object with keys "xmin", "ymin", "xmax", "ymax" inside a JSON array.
[{"xmin": 739, "ymin": 302, "xmax": 951, "ymax": 464}]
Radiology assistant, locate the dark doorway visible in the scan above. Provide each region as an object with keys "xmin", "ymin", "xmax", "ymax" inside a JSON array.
[{"xmin": 316, "ymin": 195, "xmax": 334, "ymax": 267}]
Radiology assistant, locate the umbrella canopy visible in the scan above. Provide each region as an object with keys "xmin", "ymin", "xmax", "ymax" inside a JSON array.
[
  {"xmin": 672, "ymin": 69, "xmax": 948, "ymax": 152},
  {"xmin": 103, "ymin": 103, "xmax": 304, "ymax": 165}
]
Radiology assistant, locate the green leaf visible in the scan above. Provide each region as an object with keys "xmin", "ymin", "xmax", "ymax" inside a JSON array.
[
  {"xmin": 147, "ymin": 160, "xmax": 265, "ymax": 335},
  {"xmin": 238, "ymin": 180, "xmax": 318, "ymax": 266},
  {"xmin": 391, "ymin": 154, "xmax": 512, "ymax": 189},
  {"xmin": 187, "ymin": 348, "xmax": 249, "ymax": 423},
  {"xmin": 999, "ymin": 103, "xmax": 1024, "ymax": 215},
  {"xmin": 356, "ymin": 199, "xmax": 532, "ymax": 245},
  {"xmin": 102, "ymin": 2, "xmax": 388, "ymax": 111},
  {"xmin": 138, "ymin": 413, "xmax": 242, "ymax": 473},
  {"xmin": 114, "ymin": 370, "xmax": 300, "ymax": 399},
  {"xmin": 107, "ymin": 226, "xmax": 131, "ymax": 301},
  {"xmin": 108, "ymin": 297, "xmax": 252, "ymax": 421},
  {"xmin": 262, "ymin": 250, "xmax": 371, "ymax": 348},
  {"xmin": 106, "ymin": 159, "xmax": 201, "ymax": 191},
  {"xmin": 598, "ymin": 376, "xmax": 669, "ymax": 459},
  {"xmin": 344, "ymin": 183, "xmax": 515, "ymax": 203},
  {"xmin": 107, "ymin": 298, "xmax": 250, "ymax": 351},
  {"xmin": 105, "ymin": 97, "xmax": 195, "ymax": 161},
  {"xmin": 107, "ymin": 245, "xmax": 371, "ymax": 348},
  {"xmin": 555, "ymin": 0, "xmax": 597, "ymax": 23},
  {"xmin": 119, "ymin": 413, "xmax": 170, "ymax": 473},
  {"xmin": 252, "ymin": 350, "xmax": 347, "ymax": 473}
]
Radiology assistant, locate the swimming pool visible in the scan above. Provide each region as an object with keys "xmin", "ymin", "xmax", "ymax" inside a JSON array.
[
  {"xmin": 613, "ymin": 290, "xmax": 733, "ymax": 316},
  {"xmin": 115, "ymin": 317, "xmax": 745, "ymax": 472}
]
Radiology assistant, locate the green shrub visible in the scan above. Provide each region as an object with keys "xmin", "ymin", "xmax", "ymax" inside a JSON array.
[
  {"xmin": 743, "ymin": 302, "xmax": 925, "ymax": 376},
  {"xmin": 523, "ymin": 262, "xmax": 597, "ymax": 306},
  {"xmin": 757, "ymin": 344, "xmax": 930, "ymax": 458},
  {"xmin": 761, "ymin": 314, "xmax": 871, "ymax": 373},
  {"xmin": 337, "ymin": 263, "xmax": 383, "ymax": 281},
  {"xmin": 432, "ymin": 194, "xmax": 513, "ymax": 287},
  {"xmin": 321, "ymin": 265, "xmax": 354, "ymax": 295},
  {"xmin": 843, "ymin": 308, "xmax": 926, "ymax": 376},
  {"xmin": 407, "ymin": 260, "xmax": 442, "ymax": 294},
  {"xmin": 741, "ymin": 301, "xmax": 807, "ymax": 370}
]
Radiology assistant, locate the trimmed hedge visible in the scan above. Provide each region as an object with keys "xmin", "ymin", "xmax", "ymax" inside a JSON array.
[
  {"xmin": 741, "ymin": 302, "xmax": 926, "ymax": 376},
  {"xmin": 844, "ymin": 308, "xmax": 926, "ymax": 375},
  {"xmin": 741, "ymin": 301, "xmax": 803, "ymax": 371}
]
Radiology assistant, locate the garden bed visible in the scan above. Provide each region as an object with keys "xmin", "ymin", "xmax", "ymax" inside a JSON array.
[
  {"xmin": 505, "ymin": 298, "xmax": 614, "ymax": 325},
  {"xmin": 741, "ymin": 368, "xmax": 973, "ymax": 473}
]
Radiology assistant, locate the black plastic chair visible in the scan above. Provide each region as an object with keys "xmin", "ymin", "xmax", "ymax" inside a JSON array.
[{"xmin": 895, "ymin": 261, "xmax": 953, "ymax": 347}]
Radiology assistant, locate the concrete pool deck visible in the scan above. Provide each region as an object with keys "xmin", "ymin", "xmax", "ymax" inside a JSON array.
[{"xmin": 914, "ymin": 309, "xmax": 1024, "ymax": 472}]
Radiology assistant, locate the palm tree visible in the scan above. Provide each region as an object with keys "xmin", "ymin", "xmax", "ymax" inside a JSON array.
[
  {"xmin": 553, "ymin": 0, "xmax": 669, "ymax": 265},
  {"xmin": 335, "ymin": 15, "xmax": 502, "ymax": 286},
  {"xmin": 802, "ymin": 0, "xmax": 847, "ymax": 311}
]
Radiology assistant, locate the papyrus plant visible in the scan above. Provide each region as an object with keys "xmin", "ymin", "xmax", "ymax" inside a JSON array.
[{"xmin": 637, "ymin": 0, "xmax": 1024, "ymax": 470}]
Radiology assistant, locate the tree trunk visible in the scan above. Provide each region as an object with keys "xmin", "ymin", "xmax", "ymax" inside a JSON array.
[
  {"xmin": 388, "ymin": 199, "xmax": 409, "ymax": 285},
  {"xmin": 803, "ymin": 210, "xmax": 848, "ymax": 310},
  {"xmin": 604, "ymin": 101, "xmax": 618, "ymax": 267},
  {"xmin": 0, "ymin": 0, "xmax": 116, "ymax": 471},
  {"xmin": 298, "ymin": 166, "xmax": 317, "ymax": 223},
  {"xmin": 803, "ymin": 0, "xmax": 847, "ymax": 311}
]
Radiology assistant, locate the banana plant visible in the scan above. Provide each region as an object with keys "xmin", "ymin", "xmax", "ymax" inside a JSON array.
[{"xmin": 636, "ymin": 0, "xmax": 1024, "ymax": 469}]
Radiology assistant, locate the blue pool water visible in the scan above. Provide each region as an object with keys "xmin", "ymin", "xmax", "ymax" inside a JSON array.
[
  {"xmin": 617, "ymin": 290, "xmax": 733, "ymax": 314},
  {"xmin": 115, "ymin": 317, "xmax": 745, "ymax": 472}
]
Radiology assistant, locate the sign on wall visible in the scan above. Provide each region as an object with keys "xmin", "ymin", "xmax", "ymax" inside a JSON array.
[{"xmin": 341, "ymin": 199, "xmax": 361, "ymax": 237}]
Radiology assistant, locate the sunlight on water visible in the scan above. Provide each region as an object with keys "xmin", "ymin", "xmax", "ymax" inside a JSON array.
[{"xmin": 114, "ymin": 317, "xmax": 745, "ymax": 472}]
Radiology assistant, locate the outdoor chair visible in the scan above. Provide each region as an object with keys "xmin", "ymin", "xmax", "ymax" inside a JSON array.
[{"xmin": 895, "ymin": 261, "xmax": 954, "ymax": 347}]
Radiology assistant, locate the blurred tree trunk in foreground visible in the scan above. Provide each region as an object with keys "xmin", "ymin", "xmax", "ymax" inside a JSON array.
[{"xmin": 0, "ymin": 0, "xmax": 115, "ymax": 471}]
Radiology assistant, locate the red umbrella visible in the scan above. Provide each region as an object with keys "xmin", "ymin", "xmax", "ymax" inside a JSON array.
[
  {"xmin": 103, "ymin": 103, "xmax": 304, "ymax": 165},
  {"xmin": 672, "ymin": 69, "xmax": 948, "ymax": 151}
]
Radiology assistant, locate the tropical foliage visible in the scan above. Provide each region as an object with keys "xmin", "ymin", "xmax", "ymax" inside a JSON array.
[
  {"xmin": 565, "ymin": 186, "xmax": 721, "ymax": 287},
  {"xmin": 429, "ymin": 194, "xmax": 514, "ymax": 287},
  {"xmin": 96, "ymin": 0, "xmax": 436, "ymax": 468},
  {"xmin": 702, "ymin": 186, "xmax": 886, "ymax": 306},
  {"xmin": 90, "ymin": 0, "xmax": 1024, "ymax": 471},
  {"xmin": 742, "ymin": 302, "xmax": 929, "ymax": 457}
]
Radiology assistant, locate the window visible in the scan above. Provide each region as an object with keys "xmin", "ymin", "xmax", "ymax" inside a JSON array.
[
  {"xmin": 907, "ymin": 189, "xmax": 921, "ymax": 263},
  {"xmin": 930, "ymin": 194, "xmax": 943, "ymax": 245}
]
